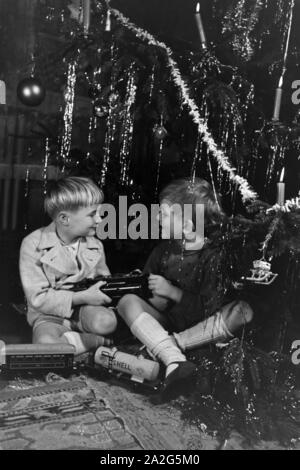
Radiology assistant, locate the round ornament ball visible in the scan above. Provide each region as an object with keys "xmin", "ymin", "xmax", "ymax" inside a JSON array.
[
  {"xmin": 153, "ymin": 124, "xmax": 168, "ymax": 140},
  {"xmin": 93, "ymin": 98, "xmax": 109, "ymax": 118},
  {"xmin": 17, "ymin": 77, "xmax": 46, "ymax": 106}
]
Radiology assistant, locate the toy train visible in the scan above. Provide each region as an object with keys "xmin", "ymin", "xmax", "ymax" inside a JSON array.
[
  {"xmin": 0, "ymin": 341, "xmax": 160, "ymax": 391},
  {"xmin": 0, "ymin": 342, "xmax": 76, "ymax": 372}
]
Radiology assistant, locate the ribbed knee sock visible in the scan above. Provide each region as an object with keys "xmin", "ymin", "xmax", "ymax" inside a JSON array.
[
  {"xmin": 174, "ymin": 312, "xmax": 233, "ymax": 352},
  {"xmin": 130, "ymin": 312, "xmax": 186, "ymax": 368}
]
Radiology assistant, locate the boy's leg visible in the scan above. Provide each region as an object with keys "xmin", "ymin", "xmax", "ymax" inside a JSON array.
[
  {"xmin": 174, "ymin": 301, "xmax": 253, "ymax": 352},
  {"xmin": 117, "ymin": 294, "xmax": 169, "ymax": 328},
  {"xmin": 117, "ymin": 294, "xmax": 196, "ymax": 389},
  {"xmin": 221, "ymin": 300, "xmax": 254, "ymax": 333},
  {"xmin": 33, "ymin": 321, "xmax": 70, "ymax": 344},
  {"xmin": 78, "ymin": 305, "xmax": 117, "ymax": 336},
  {"xmin": 33, "ymin": 320, "xmax": 111, "ymax": 355}
]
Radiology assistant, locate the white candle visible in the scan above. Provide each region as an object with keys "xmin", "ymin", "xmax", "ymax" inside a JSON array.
[
  {"xmin": 276, "ymin": 167, "xmax": 285, "ymax": 205},
  {"xmin": 0, "ymin": 80, "xmax": 6, "ymax": 105},
  {"xmin": 105, "ymin": 9, "xmax": 111, "ymax": 31},
  {"xmin": 83, "ymin": 0, "xmax": 91, "ymax": 37},
  {"xmin": 272, "ymin": 87, "xmax": 283, "ymax": 121},
  {"xmin": 195, "ymin": 3, "xmax": 207, "ymax": 49}
]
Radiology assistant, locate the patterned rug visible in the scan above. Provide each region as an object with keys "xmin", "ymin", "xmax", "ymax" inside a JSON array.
[{"xmin": 0, "ymin": 376, "xmax": 144, "ymax": 450}]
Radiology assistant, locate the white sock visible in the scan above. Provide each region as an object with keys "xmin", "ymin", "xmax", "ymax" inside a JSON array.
[
  {"xmin": 174, "ymin": 312, "xmax": 233, "ymax": 352},
  {"xmin": 63, "ymin": 332, "xmax": 111, "ymax": 355},
  {"xmin": 130, "ymin": 312, "xmax": 186, "ymax": 367}
]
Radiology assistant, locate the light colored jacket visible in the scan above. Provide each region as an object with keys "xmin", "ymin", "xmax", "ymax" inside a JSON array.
[{"xmin": 19, "ymin": 222, "xmax": 110, "ymax": 326}]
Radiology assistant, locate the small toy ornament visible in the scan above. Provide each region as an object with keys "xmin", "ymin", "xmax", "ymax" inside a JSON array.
[{"xmin": 241, "ymin": 258, "xmax": 278, "ymax": 285}]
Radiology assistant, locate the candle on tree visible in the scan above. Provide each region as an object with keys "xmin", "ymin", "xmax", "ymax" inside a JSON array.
[
  {"xmin": 271, "ymin": 1, "xmax": 294, "ymax": 121},
  {"xmin": 195, "ymin": 3, "xmax": 207, "ymax": 50},
  {"xmin": 277, "ymin": 167, "xmax": 285, "ymax": 205},
  {"xmin": 0, "ymin": 80, "xmax": 6, "ymax": 105},
  {"xmin": 83, "ymin": 0, "xmax": 91, "ymax": 37},
  {"xmin": 272, "ymin": 75, "xmax": 284, "ymax": 121}
]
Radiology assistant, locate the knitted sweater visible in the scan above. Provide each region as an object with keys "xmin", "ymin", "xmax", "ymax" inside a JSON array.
[{"xmin": 143, "ymin": 240, "xmax": 230, "ymax": 332}]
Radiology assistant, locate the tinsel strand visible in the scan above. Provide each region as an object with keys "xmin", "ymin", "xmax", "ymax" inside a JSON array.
[
  {"xmin": 110, "ymin": 6, "xmax": 258, "ymax": 203},
  {"xmin": 60, "ymin": 61, "xmax": 77, "ymax": 172}
]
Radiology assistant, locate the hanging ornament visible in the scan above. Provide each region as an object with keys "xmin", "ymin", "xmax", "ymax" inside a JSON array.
[
  {"xmin": 17, "ymin": 77, "xmax": 46, "ymax": 107},
  {"xmin": 93, "ymin": 98, "xmax": 109, "ymax": 118},
  {"xmin": 153, "ymin": 124, "xmax": 168, "ymax": 140},
  {"xmin": 241, "ymin": 259, "xmax": 278, "ymax": 285},
  {"xmin": 241, "ymin": 214, "xmax": 281, "ymax": 286}
]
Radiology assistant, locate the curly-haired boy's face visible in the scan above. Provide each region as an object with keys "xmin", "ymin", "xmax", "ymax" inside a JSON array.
[
  {"xmin": 60, "ymin": 204, "xmax": 101, "ymax": 239},
  {"xmin": 158, "ymin": 199, "xmax": 184, "ymax": 240}
]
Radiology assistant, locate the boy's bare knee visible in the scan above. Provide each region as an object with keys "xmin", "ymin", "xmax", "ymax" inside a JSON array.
[
  {"xmin": 101, "ymin": 312, "xmax": 117, "ymax": 334},
  {"xmin": 88, "ymin": 311, "xmax": 117, "ymax": 335}
]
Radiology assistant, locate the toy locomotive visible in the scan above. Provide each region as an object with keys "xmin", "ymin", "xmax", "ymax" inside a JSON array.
[{"xmin": 66, "ymin": 271, "xmax": 151, "ymax": 303}]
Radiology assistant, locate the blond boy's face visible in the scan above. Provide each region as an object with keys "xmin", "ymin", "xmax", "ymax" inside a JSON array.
[{"xmin": 65, "ymin": 204, "xmax": 101, "ymax": 238}]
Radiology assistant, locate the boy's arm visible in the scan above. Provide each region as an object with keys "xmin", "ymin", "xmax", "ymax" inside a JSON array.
[
  {"xmin": 19, "ymin": 236, "xmax": 74, "ymax": 318},
  {"xmin": 144, "ymin": 243, "xmax": 172, "ymax": 311}
]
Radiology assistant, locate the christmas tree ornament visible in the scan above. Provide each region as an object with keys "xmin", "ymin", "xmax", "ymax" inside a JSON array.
[
  {"xmin": 153, "ymin": 124, "xmax": 168, "ymax": 140},
  {"xmin": 17, "ymin": 77, "xmax": 46, "ymax": 107},
  {"xmin": 241, "ymin": 258, "xmax": 278, "ymax": 285},
  {"xmin": 93, "ymin": 98, "xmax": 109, "ymax": 117}
]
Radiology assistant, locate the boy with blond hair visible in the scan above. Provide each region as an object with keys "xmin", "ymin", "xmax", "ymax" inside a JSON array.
[{"xmin": 19, "ymin": 177, "xmax": 117, "ymax": 354}]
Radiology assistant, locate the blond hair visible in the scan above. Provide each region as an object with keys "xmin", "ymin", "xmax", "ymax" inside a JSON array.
[{"xmin": 44, "ymin": 177, "xmax": 103, "ymax": 219}]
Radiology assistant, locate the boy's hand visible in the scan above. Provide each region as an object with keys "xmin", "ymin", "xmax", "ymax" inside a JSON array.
[
  {"xmin": 82, "ymin": 280, "xmax": 112, "ymax": 306},
  {"xmin": 148, "ymin": 274, "xmax": 182, "ymax": 303}
]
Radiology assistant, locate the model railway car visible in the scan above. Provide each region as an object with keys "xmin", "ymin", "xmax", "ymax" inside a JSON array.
[{"xmin": 0, "ymin": 343, "xmax": 75, "ymax": 371}]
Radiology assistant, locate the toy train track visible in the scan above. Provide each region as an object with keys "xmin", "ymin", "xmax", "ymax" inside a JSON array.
[
  {"xmin": 0, "ymin": 380, "xmax": 87, "ymax": 404},
  {"xmin": 0, "ymin": 380, "xmax": 95, "ymax": 429}
]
